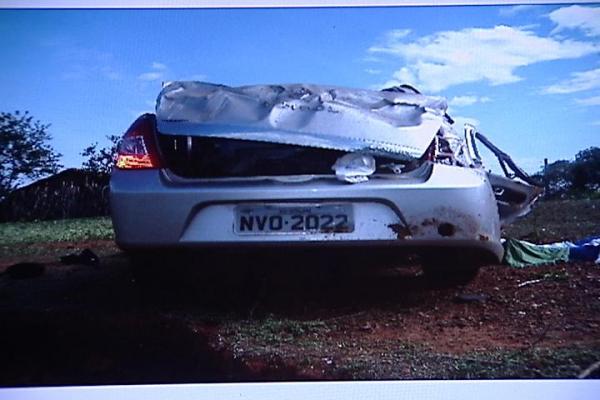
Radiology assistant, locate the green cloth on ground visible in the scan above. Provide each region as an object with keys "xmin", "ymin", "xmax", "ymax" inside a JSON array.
[{"xmin": 502, "ymin": 238, "xmax": 570, "ymax": 268}]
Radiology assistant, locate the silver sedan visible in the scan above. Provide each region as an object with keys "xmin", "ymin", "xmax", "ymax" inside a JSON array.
[{"xmin": 110, "ymin": 82, "xmax": 541, "ymax": 281}]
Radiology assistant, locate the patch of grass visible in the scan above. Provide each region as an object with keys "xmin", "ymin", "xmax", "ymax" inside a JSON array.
[
  {"xmin": 222, "ymin": 316, "xmax": 332, "ymax": 357},
  {"xmin": 0, "ymin": 242, "xmax": 120, "ymax": 261},
  {"xmin": 217, "ymin": 317, "xmax": 600, "ymax": 379},
  {"xmin": 336, "ymin": 343, "xmax": 600, "ymax": 379},
  {"xmin": 439, "ymin": 346, "xmax": 600, "ymax": 379},
  {"xmin": 230, "ymin": 316, "xmax": 329, "ymax": 343},
  {"xmin": 504, "ymin": 199, "xmax": 600, "ymax": 242},
  {"xmin": 0, "ymin": 217, "xmax": 114, "ymax": 245}
]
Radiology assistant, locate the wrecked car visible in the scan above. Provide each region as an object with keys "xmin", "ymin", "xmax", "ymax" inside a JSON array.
[{"xmin": 110, "ymin": 82, "xmax": 541, "ymax": 281}]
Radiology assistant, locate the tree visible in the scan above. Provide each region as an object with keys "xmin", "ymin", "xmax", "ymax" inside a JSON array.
[
  {"xmin": 533, "ymin": 146, "xmax": 600, "ymax": 197},
  {"xmin": 540, "ymin": 159, "xmax": 572, "ymax": 196},
  {"xmin": 80, "ymin": 134, "xmax": 120, "ymax": 175},
  {"xmin": 0, "ymin": 111, "xmax": 62, "ymax": 201},
  {"xmin": 572, "ymin": 147, "xmax": 600, "ymax": 192}
]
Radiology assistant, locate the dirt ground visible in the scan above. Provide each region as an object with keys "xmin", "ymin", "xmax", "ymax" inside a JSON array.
[{"xmin": 1, "ymin": 199, "xmax": 599, "ymax": 385}]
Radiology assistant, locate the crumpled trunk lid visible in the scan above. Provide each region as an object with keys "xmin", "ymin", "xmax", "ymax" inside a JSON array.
[{"xmin": 155, "ymin": 82, "xmax": 448, "ymax": 161}]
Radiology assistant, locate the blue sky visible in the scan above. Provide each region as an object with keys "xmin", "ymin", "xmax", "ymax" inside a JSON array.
[{"xmin": 0, "ymin": 4, "xmax": 599, "ymax": 173}]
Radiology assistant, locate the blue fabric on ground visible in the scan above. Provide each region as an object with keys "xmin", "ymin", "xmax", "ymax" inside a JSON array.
[
  {"xmin": 569, "ymin": 235, "xmax": 600, "ymax": 263},
  {"xmin": 573, "ymin": 235, "xmax": 600, "ymax": 246}
]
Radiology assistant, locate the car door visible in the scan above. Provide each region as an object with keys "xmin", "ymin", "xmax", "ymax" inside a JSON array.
[
  {"xmin": 488, "ymin": 173, "xmax": 543, "ymax": 225},
  {"xmin": 463, "ymin": 125, "xmax": 543, "ymax": 225}
]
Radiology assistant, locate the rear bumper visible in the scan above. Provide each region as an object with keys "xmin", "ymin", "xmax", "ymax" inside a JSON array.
[{"xmin": 110, "ymin": 163, "xmax": 503, "ymax": 262}]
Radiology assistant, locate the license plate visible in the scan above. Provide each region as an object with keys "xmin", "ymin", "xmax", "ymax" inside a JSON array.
[{"xmin": 234, "ymin": 204, "xmax": 354, "ymax": 235}]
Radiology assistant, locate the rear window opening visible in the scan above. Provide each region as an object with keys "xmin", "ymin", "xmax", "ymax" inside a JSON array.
[{"xmin": 157, "ymin": 134, "xmax": 423, "ymax": 179}]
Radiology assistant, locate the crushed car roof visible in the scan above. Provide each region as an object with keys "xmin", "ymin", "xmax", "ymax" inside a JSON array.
[{"xmin": 155, "ymin": 82, "xmax": 450, "ymax": 161}]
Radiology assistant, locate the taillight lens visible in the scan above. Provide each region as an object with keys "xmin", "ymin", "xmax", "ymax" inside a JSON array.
[{"xmin": 115, "ymin": 114, "xmax": 162, "ymax": 169}]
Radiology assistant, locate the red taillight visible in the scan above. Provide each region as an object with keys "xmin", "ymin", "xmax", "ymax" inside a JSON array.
[
  {"xmin": 115, "ymin": 114, "xmax": 162, "ymax": 169},
  {"xmin": 115, "ymin": 154, "xmax": 155, "ymax": 169}
]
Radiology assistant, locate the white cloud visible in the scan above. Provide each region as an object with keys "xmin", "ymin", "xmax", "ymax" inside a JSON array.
[
  {"xmin": 151, "ymin": 61, "xmax": 167, "ymax": 70},
  {"xmin": 138, "ymin": 62, "xmax": 169, "ymax": 81},
  {"xmin": 386, "ymin": 29, "xmax": 411, "ymax": 40},
  {"xmin": 499, "ymin": 5, "xmax": 536, "ymax": 17},
  {"xmin": 138, "ymin": 72, "xmax": 163, "ymax": 81},
  {"xmin": 449, "ymin": 95, "xmax": 491, "ymax": 107},
  {"xmin": 365, "ymin": 68, "xmax": 381, "ymax": 75},
  {"xmin": 363, "ymin": 55, "xmax": 383, "ymax": 63},
  {"xmin": 369, "ymin": 25, "xmax": 598, "ymax": 92},
  {"xmin": 575, "ymin": 95, "xmax": 600, "ymax": 106},
  {"xmin": 379, "ymin": 67, "xmax": 417, "ymax": 89},
  {"xmin": 549, "ymin": 5, "xmax": 600, "ymax": 37},
  {"xmin": 543, "ymin": 67, "xmax": 600, "ymax": 94},
  {"xmin": 51, "ymin": 41, "xmax": 122, "ymax": 82}
]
